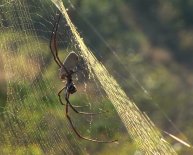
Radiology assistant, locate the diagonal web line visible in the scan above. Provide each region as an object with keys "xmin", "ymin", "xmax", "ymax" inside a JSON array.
[{"xmin": 51, "ymin": 0, "xmax": 178, "ymax": 154}]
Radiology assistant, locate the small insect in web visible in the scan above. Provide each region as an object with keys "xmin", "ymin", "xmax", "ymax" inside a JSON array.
[{"xmin": 49, "ymin": 12, "xmax": 117, "ymax": 143}]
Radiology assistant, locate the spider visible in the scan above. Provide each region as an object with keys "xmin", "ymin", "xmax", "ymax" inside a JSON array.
[{"xmin": 49, "ymin": 12, "xmax": 117, "ymax": 143}]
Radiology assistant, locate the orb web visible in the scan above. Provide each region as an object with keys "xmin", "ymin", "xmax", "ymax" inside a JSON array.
[
  {"xmin": 0, "ymin": 0, "xmax": 187, "ymax": 154},
  {"xmin": 52, "ymin": 0, "xmax": 177, "ymax": 154}
]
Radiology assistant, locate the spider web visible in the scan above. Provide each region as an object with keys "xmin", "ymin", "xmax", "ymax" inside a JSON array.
[
  {"xmin": 0, "ymin": 0, "xmax": 123, "ymax": 154},
  {"xmin": 0, "ymin": 0, "xmax": 188, "ymax": 154},
  {"xmin": 0, "ymin": 1, "xmax": 84, "ymax": 154},
  {"xmin": 51, "ymin": 0, "xmax": 179, "ymax": 154}
]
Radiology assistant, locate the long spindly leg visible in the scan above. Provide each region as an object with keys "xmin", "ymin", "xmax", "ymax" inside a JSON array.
[
  {"xmin": 65, "ymin": 92, "xmax": 108, "ymax": 115},
  {"xmin": 50, "ymin": 12, "xmax": 71, "ymax": 74},
  {"xmin": 52, "ymin": 12, "xmax": 64, "ymax": 67},
  {"xmin": 58, "ymin": 87, "xmax": 88, "ymax": 108},
  {"xmin": 65, "ymin": 100, "xmax": 118, "ymax": 143},
  {"xmin": 50, "ymin": 12, "xmax": 62, "ymax": 67},
  {"xmin": 58, "ymin": 86, "xmax": 66, "ymax": 105}
]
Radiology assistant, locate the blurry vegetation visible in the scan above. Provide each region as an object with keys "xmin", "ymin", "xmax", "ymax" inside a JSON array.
[{"xmin": 1, "ymin": 0, "xmax": 193, "ymax": 154}]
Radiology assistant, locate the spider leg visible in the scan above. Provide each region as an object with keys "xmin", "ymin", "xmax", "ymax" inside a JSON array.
[
  {"xmin": 50, "ymin": 12, "xmax": 70, "ymax": 74},
  {"xmin": 58, "ymin": 87, "xmax": 88, "ymax": 108},
  {"xmin": 58, "ymin": 86, "xmax": 66, "ymax": 105},
  {"xmin": 71, "ymin": 104, "xmax": 89, "ymax": 108},
  {"xmin": 65, "ymin": 97, "xmax": 118, "ymax": 143},
  {"xmin": 52, "ymin": 12, "xmax": 63, "ymax": 66},
  {"xmin": 50, "ymin": 12, "xmax": 62, "ymax": 67},
  {"xmin": 65, "ymin": 92, "xmax": 108, "ymax": 115}
]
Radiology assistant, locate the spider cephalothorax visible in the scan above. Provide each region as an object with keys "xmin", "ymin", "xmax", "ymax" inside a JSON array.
[{"xmin": 49, "ymin": 12, "xmax": 117, "ymax": 143}]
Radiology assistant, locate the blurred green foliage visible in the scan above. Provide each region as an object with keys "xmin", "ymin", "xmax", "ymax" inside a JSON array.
[{"xmin": 1, "ymin": 0, "xmax": 193, "ymax": 154}]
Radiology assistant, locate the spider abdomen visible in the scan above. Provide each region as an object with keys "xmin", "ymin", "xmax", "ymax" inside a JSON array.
[{"xmin": 59, "ymin": 52, "xmax": 79, "ymax": 79}]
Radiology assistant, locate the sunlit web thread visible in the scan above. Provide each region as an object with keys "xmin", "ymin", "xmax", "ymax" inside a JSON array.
[
  {"xmin": 66, "ymin": 0, "xmax": 148, "ymax": 95},
  {"xmin": 0, "ymin": 0, "xmax": 186, "ymax": 154},
  {"xmin": 66, "ymin": 0, "xmax": 193, "ymax": 148},
  {"xmin": 52, "ymin": 0, "xmax": 178, "ymax": 154}
]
